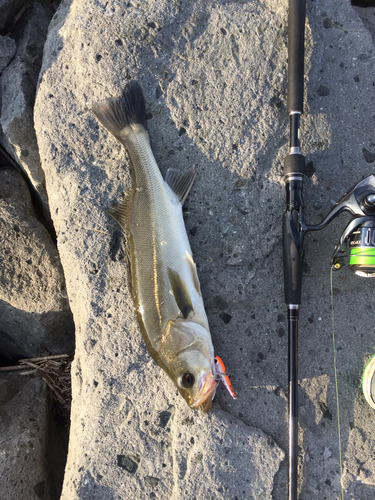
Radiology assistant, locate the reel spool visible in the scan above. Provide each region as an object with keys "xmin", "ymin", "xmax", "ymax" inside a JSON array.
[
  {"xmin": 348, "ymin": 222, "xmax": 375, "ymax": 277},
  {"xmin": 333, "ymin": 221, "xmax": 375, "ymax": 277}
]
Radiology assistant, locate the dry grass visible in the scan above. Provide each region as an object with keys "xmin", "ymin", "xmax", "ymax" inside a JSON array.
[{"xmin": 0, "ymin": 352, "xmax": 73, "ymax": 419}]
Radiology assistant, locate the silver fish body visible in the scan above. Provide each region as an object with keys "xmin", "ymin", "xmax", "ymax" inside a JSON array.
[{"xmin": 92, "ymin": 82, "xmax": 217, "ymax": 410}]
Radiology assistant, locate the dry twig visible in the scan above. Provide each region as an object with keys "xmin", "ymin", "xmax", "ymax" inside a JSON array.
[{"xmin": 0, "ymin": 351, "xmax": 73, "ymax": 418}]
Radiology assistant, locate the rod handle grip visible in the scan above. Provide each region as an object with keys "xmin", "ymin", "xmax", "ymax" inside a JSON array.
[
  {"xmin": 284, "ymin": 154, "xmax": 305, "ymax": 176},
  {"xmin": 287, "ymin": 0, "xmax": 306, "ymax": 114}
]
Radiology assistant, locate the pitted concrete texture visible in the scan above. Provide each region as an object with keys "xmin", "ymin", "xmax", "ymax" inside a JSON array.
[{"xmin": 34, "ymin": 0, "xmax": 375, "ymax": 498}]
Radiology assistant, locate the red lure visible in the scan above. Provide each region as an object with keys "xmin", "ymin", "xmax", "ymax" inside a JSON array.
[{"xmin": 214, "ymin": 356, "xmax": 237, "ymax": 400}]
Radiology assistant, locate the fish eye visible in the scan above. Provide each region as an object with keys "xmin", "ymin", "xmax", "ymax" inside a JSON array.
[{"xmin": 180, "ymin": 372, "xmax": 195, "ymax": 388}]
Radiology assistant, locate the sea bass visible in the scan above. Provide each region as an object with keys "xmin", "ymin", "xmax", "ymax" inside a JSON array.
[{"xmin": 92, "ymin": 81, "xmax": 217, "ymax": 411}]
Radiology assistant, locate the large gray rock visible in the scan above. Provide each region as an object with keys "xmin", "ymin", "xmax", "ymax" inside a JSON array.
[
  {"xmin": 0, "ymin": 35, "xmax": 16, "ymax": 74},
  {"xmin": 65, "ymin": 403, "xmax": 283, "ymax": 499},
  {"xmin": 0, "ymin": 167, "xmax": 74, "ymax": 358},
  {"xmin": 0, "ymin": 0, "xmax": 54, "ymax": 213},
  {"xmin": 0, "ymin": 375, "xmax": 51, "ymax": 500},
  {"xmin": 35, "ymin": 0, "xmax": 287, "ymax": 498},
  {"xmin": 34, "ymin": 0, "xmax": 375, "ymax": 498}
]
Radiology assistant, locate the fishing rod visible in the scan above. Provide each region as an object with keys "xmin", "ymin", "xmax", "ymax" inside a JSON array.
[
  {"xmin": 283, "ymin": 1, "xmax": 306, "ymax": 497},
  {"xmin": 283, "ymin": 1, "xmax": 375, "ymax": 498}
]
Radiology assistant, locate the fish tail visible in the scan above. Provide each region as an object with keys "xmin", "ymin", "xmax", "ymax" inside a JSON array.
[{"xmin": 92, "ymin": 81, "xmax": 148, "ymax": 144}]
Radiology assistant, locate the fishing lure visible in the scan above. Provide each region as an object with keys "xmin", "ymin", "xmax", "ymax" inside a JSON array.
[{"xmin": 214, "ymin": 356, "xmax": 237, "ymax": 400}]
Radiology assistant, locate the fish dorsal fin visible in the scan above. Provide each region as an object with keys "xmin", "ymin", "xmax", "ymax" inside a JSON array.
[
  {"xmin": 167, "ymin": 268, "xmax": 194, "ymax": 319},
  {"xmin": 186, "ymin": 251, "xmax": 201, "ymax": 295},
  {"xmin": 107, "ymin": 189, "xmax": 134, "ymax": 232},
  {"xmin": 165, "ymin": 168, "xmax": 196, "ymax": 204}
]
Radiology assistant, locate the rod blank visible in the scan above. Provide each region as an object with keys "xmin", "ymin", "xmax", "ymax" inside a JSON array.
[
  {"xmin": 288, "ymin": 306, "xmax": 299, "ymax": 500},
  {"xmin": 284, "ymin": 2, "xmax": 306, "ymax": 499}
]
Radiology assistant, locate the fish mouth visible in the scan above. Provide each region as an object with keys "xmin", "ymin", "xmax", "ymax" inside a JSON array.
[{"xmin": 190, "ymin": 373, "xmax": 217, "ymax": 410}]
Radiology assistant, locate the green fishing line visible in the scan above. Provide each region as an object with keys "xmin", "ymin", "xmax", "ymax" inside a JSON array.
[{"xmin": 330, "ymin": 267, "xmax": 344, "ymax": 500}]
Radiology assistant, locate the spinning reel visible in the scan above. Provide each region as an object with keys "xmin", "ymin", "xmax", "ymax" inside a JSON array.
[
  {"xmin": 283, "ymin": 2, "xmax": 375, "ymax": 498},
  {"xmin": 305, "ymin": 175, "xmax": 375, "ymax": 278}
]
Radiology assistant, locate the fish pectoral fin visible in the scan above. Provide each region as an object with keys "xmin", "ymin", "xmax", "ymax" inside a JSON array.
[
  {"xmin": 107, "ymin": 189, "xmax": 134, "ymax": 232},
  {"xmin": 165, "ymin": 167, "xmax": 196, "ymax": 205},
  {"xmin": 167, "ymin": 268, "xmax": 194, "ymax": 319}
]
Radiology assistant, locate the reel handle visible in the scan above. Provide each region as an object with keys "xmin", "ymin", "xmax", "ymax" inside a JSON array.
[
  {"xmin": 302, "ymin": 175, "xmax": 375, "ymax": 277},
  {"xmin": 305, "ymin": 175, "xmax": 375, "ymax": 232}
]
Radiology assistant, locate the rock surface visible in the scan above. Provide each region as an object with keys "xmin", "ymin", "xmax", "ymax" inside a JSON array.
[
  {"xmin": 353, "ymin": 4, "xmax": 375, "ymax": 40},
  {"xmin": 0, "ymin": 167, "xmax": 74, "ymax": 359},
  {"xmin": 33, "ymin": 0, "xmax": 375, "ymax": 498},
  {"xmin": 0, "ymin": 0, "xmax": 54, "ymax": 212},
  {"xmin": 0, "ymin": 35, "xmax": 16, "ymax": 74},
  {"xmin": 0, "ymin": 374, "xmax": 51, "ymax": 500}
]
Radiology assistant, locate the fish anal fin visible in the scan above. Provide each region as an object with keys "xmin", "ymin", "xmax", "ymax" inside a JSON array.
[
  {"xmin": 186, "ymin": 251, "xmax": 201, "ymax": 296},
  {"xmin": 107, "ymin": 189, "xmax": 134, "ymax": 232},
  {"xmin": 165, "ymin": 168, "xmax": 196, "ymax": 204},
  {"xmin": 167, "ymin": 268, "xmax": 194, "ymax": 319}
]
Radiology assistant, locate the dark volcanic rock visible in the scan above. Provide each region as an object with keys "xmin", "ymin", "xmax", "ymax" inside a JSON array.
[
  {"xmin": 0, "ymin": 35, "xmax": 16, "ymax": 74},
  {"xmin": 0, "ymin": 168, "xmax": 74, "ymax": 359},
  {"xmin": 0, "ymin": 0, "xmax": 54, "ymax": 214},
  {"xmin": 0, "ymin": 375, "xmax": 50, "ymax": 499}
]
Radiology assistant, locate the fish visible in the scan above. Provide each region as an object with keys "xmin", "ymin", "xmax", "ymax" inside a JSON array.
[{"xmin": 92, "ymin": 81, "xmax": 217, "ymax": 411}]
